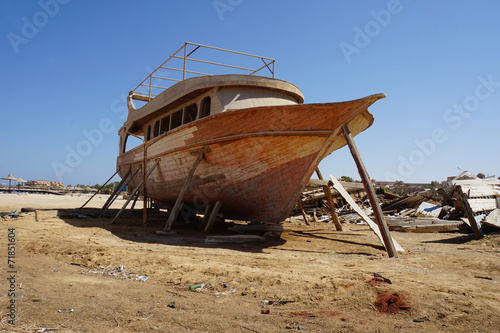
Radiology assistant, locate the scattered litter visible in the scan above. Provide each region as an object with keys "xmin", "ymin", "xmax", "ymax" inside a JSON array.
[
  {"xmin": 214, "ymin": 288, "xmax": 236, "ymax": 296},
  {"xmin": 58, "ymin": 308, "xmax": 74, "ymax": 313},
  {"xmin": 86, "ymin": 265, "xmax": 148, "ymax": 282},
  {"xmin": 188, "ymin": 283, "xmax": 205, "ymax": 290},
  {"xmin": 1, "ymin": 211, "xmax": 18, "ymax": 221}
]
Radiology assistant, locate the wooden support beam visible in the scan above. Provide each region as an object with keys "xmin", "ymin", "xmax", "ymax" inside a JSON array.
[
  {"xmin": 316, "ymin": 168, "xmax": 342, "ymax": 231},
  {"xmin": 130, "ymin": 190, "xmax": 141, "ymax": 211},
  {"xmin": 297, "ymin": 198, "xmax": 310, "ymax": 225},
  {"xmin": 74, "ymin": 169, "xmax": 120, "ymax": 215},
  {"xmin": 204, "ymin": 201, "xmax": 222, "ymax": 233},
  {"xmin": 111, "ymin": 161, "xmax": 159, "ymax": 224},
  {"xmin": 162, "ymin": 153, "xmax": 204, "ymax": 231},
  {"xmin": 329, "ymin": 175, "xmax": 405, "ymax": 253},
  {"xmin": 341, "ymin": 124, "xmax": 398, "ymax": 258},
  {"xmin": 199, "ymin": 204, "xmax": 212, "ymax": 230},
  {"xmin": 98, "ymin": 166, "xmax": 140, "ymax": 217}
]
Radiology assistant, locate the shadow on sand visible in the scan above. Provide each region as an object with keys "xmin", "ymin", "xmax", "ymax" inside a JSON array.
[{"xmin": 53, "ymin": 207, "xmax": 286, "ymax": 254}]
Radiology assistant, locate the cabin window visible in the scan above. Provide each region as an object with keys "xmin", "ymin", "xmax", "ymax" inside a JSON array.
[
  {"xmin": 200, "ymin": 97, "xmax": 211, "ymax": 118},
  {"xmin": 183, "ymin": 103, "xmax": 198, "ymax": 124},
  {"xmin": 153, "ymin": 120, "xmax": 160, "ymax": 138},
  {"xmin": 160, "ymin": 115, "xmax": 170, "ymax": 134},
  {"xmin": 122, "ymin": 134, "xmax": 143, "ymax": 153},
  {"xmin": 170, "ymin": 109, "xmax": 183, "ymax": 130},
  {"xmin": 146, "ymin": 125, "xmax": 152, "ymax": 141}
]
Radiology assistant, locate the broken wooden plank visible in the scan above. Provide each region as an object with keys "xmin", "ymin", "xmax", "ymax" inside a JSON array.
[
  {"xmin": 329, "ymin": 174, "xmax": 404, "ymax": 254},
  {"xmin": 316, "ymin": 168, "xmax": 342, "ymax": 231},
  {"xmin": 341, "ymin": 124, "xmax": 399, "ymax": 258},
  {"xmin": 458, "ymin": 186, "xmax": 483, "ymax": 238}
]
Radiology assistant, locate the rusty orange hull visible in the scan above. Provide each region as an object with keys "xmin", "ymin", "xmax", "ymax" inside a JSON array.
[{"xmin": 117, "ymin": 94, "xmax": 384, "ymax": 222}]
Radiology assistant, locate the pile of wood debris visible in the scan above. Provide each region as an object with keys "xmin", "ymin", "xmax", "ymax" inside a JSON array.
[{"xmin": 294, "ymin": 171, "xmax": 500, "ymax": 237}]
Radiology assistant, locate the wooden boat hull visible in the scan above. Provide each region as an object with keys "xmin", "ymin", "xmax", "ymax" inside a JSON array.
[{"xmin": 117, "ymin": 94, "xmax": 384, "ymax": 222}]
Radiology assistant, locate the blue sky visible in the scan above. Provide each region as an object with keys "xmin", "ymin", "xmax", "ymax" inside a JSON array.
[{"xmin": 1, "ymin": 0, "xmax": 499, "ymax": 186}]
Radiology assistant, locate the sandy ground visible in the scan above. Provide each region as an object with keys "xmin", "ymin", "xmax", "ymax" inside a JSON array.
[{"xmin": 0, "ymin": 193, "xmax": 499, "ymax": 332}]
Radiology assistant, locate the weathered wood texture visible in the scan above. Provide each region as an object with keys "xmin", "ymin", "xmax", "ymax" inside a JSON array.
[{"xmin": 117, "ymin": 94, "xmax": 384, "ymax": 222}]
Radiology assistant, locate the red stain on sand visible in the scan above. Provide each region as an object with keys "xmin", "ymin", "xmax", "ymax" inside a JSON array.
[
  {"xmin": 290, "ymin": 311, "xmax": 316, "ymax": 319},
  {"xmin": 374, "ymin": 291, "xmax": 411, "ymax": 314}
]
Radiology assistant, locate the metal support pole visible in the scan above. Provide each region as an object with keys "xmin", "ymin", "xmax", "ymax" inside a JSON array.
[
  {"xmin": 315, "ymin": 168, "xmax": 342, "ymax": 231},
  {"xmin": 342, "ymin": 124, "xmax": 397, "ymax": 258},
  {"xmin": 162, "ymin": 153, "xmax": 203, "ymax": 231}
]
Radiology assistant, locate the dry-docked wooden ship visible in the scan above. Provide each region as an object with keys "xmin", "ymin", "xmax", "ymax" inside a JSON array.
[{"xmin": 115, "ymin": 43, "xmax": 386, "ymax": 228}]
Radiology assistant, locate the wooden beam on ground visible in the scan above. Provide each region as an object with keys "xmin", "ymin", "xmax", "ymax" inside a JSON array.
[
  {"xmin": 308, "ymin": 179, "xmax": 333, "ymax": 187},
  {"xmin": 316, "ymin": 168, "xmax": 342, "ymax": 231},
  {"xmin": 162, "ymin": 152, "xmax": 204, "ymax": 231},
  {"xmin": 340, "ymin": 124, "xmax": 401, "ymax": 258},
  {"xmin": 204, "ymin": 201, "xmax": 222, "ymax": 233}
]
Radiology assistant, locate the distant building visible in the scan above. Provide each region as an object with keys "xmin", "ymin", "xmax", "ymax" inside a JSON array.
[{"xmin": 26, "ymin": 180, "xmax": 64, "ymax": 188}]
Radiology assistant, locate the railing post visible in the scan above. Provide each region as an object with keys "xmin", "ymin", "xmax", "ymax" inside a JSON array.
[
  {"xmin": 183, "ymin": 43, "xmax": 187, "ymax": 80},
  {"xmin": 148, "ymin": 75, "xmax": 152, "ymax": 101}
]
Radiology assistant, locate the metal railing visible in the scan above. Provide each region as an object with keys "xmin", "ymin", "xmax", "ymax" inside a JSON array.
[{"xmin": 131, "ymin": 42, "xmax": 275, "ymax": 102}]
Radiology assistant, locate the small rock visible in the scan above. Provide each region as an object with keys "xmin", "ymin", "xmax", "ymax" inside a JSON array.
[
  {"xmin": 167, "ymin": 301, "xmax": 176, "ymax": 309},
  {"xmin": 261, "ymin": 309, "xmax": 271, "ymax": 314},
  {"xmin": 298, "ymin": 325, "xmax": 308, "ymax": 331},
  {"xmin": 413, "ymin": 316, "xmax": 430, "ymax": 323},
  {"xmin": 150, "ymin": 326, "xmax": 159, "ymax": 330}
]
